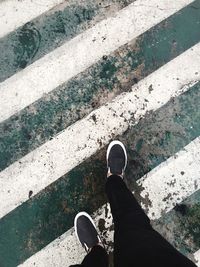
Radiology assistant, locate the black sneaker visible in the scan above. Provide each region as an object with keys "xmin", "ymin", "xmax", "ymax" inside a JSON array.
[
  {"xmin": 74, "ymin": 212, "xmax": 101, "ymax": 253},
  {"xmin": 106, "ymin": 140, "xmax": 127, "ymax": 178}
]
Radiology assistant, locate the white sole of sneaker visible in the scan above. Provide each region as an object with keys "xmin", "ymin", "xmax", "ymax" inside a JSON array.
[{"xmin": 106, "ymin": 140, "xmax": 128, "ymax": 172}]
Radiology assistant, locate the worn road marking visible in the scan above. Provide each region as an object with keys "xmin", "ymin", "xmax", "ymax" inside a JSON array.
[
  {"xmin": 138, "ymin": 137, "xmax": 200, "ymax": 220},
  {"xmin": 195, "ymin": 250, "xmax": 200, "ymax": 266},
  {"xmin": 0, "ymin": 0, "xmax": 134, "ymax": 83},
  {"xmin": 19, "ymin": 136, "xmax": 200, "ymax": 266},
  {"xmin": 1, "ymin": 1, "xmax": 200, "ymax": 172},
  {"xmin": 1, "ymin": 82, "xmax": 200, "ymax": 267},
  {"xmin": 0, "ymin": 0, "xmax": 67, "ymax": 39},
  {"xmin": 0, "ymin": 0, "xmax": 194, "ymax": 123},
  {"xmin": 0, "ymin": 42, "xmax": 200, "ymax": 220}
]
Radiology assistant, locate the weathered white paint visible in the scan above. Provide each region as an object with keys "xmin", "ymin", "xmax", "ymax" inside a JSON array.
[
  {"xmin": 1, "ymin": 41, "xmax": 200, "ymax": 220},
  {"xmin": 194, "ymin": 250, "xmax": 200, "ymax": 267},
  {"xmin": 0, "ymin": 0, "xmax": 66, "ymax": 39},
  {"xmin": 19, "ymin": 137, "xmax": 200, "ymax": 266},
  {"xmin": 18, "ymin": 205, "xmax": 113, "ymax": 267},
  {"xmin": 0, "ymin": 0, "xmax": 193, "ymax": 123},
  {"xmin": 138, "ymin": 137, "xmax": 200, "ymax": 220}
]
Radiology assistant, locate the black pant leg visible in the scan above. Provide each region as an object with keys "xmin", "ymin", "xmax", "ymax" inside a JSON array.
[
  {"xmin": 81, "ymin": 245, "xmax": 108, "ymax": 267},
  {"xmin": 106, "ymin": 175, "xmax": 197, "ymax": 267},
  {"xmin": 69, "ymin": 245, "xmax": 108, "ymax": 267},
  {"xmin": 105, "ymin": 175, "xmax": 151, "ymax": 231}
]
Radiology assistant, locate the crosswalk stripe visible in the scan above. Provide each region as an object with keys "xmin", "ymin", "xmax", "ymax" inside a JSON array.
[
  {"xmin": 138, "ymin": 137, "xmax": 200, "ymax": 220},
  {"xmin": 194, "ymin": 250, "xmax": 200, "ymax": 266},
  {"xmin": 19, "ymin": 136, "xmax": 200, "ymax": 266},
  {"xmin": 0, "ymin": 0, "xmax": 193, "ymax": 123},
  {"xmin": 0, "ymin": 0, "xmax": 135, "ymax": 83},
  {"xmin": 1, "ymin": 81, "xmax": 200, "ymax": 267},
  {"xmin": 0, "ymin": 0, "xmax": 67, "ymax": 39},
  {"xmin": 0, "ymin": 42, "xmax": 200, "ymax": 220},
  {"xmin": 1, "ymin": 1, "xmax": 200, "ymax": 172}
]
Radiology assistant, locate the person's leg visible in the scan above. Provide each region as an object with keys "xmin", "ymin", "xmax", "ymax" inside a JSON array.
[
  {"xmin": 106, "ymin": 174, "xmax": 151, "ymax": 231},
  {"xmin": 106, "ymin": 175, "xmax": 197, "ymax": 267},
  {"xmin": 71, "ymin": 212, "xmax": 109, "ymax": 267},
  {"xmin": 106, "ymin": 140, "xmax": 197, "ymax": 267},
  {"xmin": 81, "ymin": 245, "xmax": 108, "ymax": 267},
  {"xmin": 70, "ymin": 245, "xmax": 108, "ymax": 267}
]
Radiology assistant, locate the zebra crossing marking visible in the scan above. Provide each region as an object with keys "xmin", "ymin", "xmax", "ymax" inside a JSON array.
[
  {"xmin": 195, "ymin": 250, "xmax": 200, "ymax": 266},
  {"xmin": 0, "ymin": 0, "xmax": 67, "ymax": 39},
  {"xmin": 19, "ymin": 136, "xmax": 200, "ymax": 266},
  {"xmin": 0, "ymin": 0, "xmax": 194, "ymax": 123},
  {"xmin": 1, "ymin": 0, "xmax": 200, "ymax": 172},
  {"xmin": 1, "ymin": 1, "xmax": 200, "ymax": 265},
  {"xmin": 0, "ymin": 41, "xmax": 200, "ymax": 220}
]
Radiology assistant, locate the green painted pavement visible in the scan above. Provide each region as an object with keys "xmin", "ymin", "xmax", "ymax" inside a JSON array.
[
  {"xmin": 0, "ymin": 160, "xmax": 107, "ymax": 267},
  {"xmin": 1, "ymin": 81, "xmax": 200, "ymax": 266},
  {"xmin": 0, "ymin": 0, "xmax": 133, "ymax": 83},
  {"xmin": 124, "ymin": 82, "xmax": 200, "ymax": 181},
  {"xmin": 153, "ymin": 189, "xmax": 200, "ymax": 261},
  {"xmin": 0, "ymin": 0, "xmax": 200, "ymax": 171}
]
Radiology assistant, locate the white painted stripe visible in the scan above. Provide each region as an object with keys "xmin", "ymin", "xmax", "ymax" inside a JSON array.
[
  {"xmin": 0, "ymin": 0, "xmax": 66, "ymax": 39},
  {"xmin": 1, "ymin": 41, "xmax": 200, "ymax": 220},
  {"xmin": 0, "ymin": 0, "xmax": 193, "ymax": 123},
  {"xmin": 194, "ymin": 250, "xmax": 200, "ymax": 266},
  {"xmin": 19, "ymin": 137, "xmax": 200, "ymax": 266},
  {"xmin": 138, "ymin": 137, "xmax": 200, "ymax": 220}
]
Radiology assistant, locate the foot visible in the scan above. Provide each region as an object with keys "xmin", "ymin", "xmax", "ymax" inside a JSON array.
[
  {"xmin": 74, "ymin": 212, "xmax": 102, "ymax": 253},
  {"xmin": 106, "ymin": 140, "xmax": 127, "ymax": 178}
]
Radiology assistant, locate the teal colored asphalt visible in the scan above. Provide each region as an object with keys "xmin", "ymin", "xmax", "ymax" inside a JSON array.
[
  {"xmin": 0, "ymin": 0, "xmax": 200, "ymax": 172},
  {"xmin": 0, "ymin": 1, "xmax": 200, "ymax": 266},
  {"xmin": 0, "ymin": 0, "xmax": 133, "ymax": 82},
  {"xmin": 1, "ymin": 80, "xmax": 200, "ymax": 266},
  {"xmin": 154, "ymin": 189, "xmax": 200, "ymax": 260}
]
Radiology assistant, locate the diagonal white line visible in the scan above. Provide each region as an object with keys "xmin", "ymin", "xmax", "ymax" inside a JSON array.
[
  {"xmin": 0, "ymin": 0, "xmax": 66, "ymax": 39},
  {"xmin": 194, "ymin": 250, "xmax": 200, "ymax": 266},
  {"xmin": 0, "ymin": 41, "xmax": 200, "ymax": 220},
  {"xmin": 0, "ymin": 0, "xmax": 194, "ymax": 123},
  {"xmin": 19, "ymin": 136, "xmax": 200, "ymax": 266}
]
